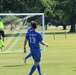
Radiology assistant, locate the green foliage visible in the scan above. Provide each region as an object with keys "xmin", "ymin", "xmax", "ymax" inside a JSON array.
[
  {"xmin": 55, "ymin": 0, "xmax": 76, "ymax": 32},
  {"xmin": 0, "ymin": 0, "xmax": 76, "ymax": 32}
]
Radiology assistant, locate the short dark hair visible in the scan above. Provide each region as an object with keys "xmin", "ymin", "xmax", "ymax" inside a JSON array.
[
  {"xmin": 31, "ymin": 21, "xmax": 35, "ymax": 25},
  {"xmin": 31, "ymin": 21, "xmax": 37, "ymax": 29}
]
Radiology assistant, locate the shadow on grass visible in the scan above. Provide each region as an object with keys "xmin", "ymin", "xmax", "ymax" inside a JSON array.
[
  {"xmin": 3, "ymin": 63, "xmax": 32, "ymax": 67},
  {"xmin": 3, "ymin": 64, "xmax": 26, "ymax": 67}
]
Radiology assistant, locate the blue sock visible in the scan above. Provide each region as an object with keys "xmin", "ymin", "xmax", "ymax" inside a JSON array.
[
  {"xmin": 25, "ymin": 53, "xmax": 32, "ymax": 60},
  {"xmin": 29, "ymin": 65, "xmax": 37, "ymax": 75},
  {"xmin": 37, "ymin": 64, "xmax": 42, "ymax": 74}
]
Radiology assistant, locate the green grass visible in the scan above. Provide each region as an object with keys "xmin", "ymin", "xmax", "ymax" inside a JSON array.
[{"xmin": 0, "ymin": 28, "xmax": 76, "ymax": 75}]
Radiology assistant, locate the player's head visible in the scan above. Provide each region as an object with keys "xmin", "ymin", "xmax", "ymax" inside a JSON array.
[
  {"xmin": 31, "ymin": 21, "xmax": 35, "ymax": 25},
  {"xmin": 31, "ymin": 21, "xmax": 37, "ymax": 29},
  {"xmin": 31, "ymin": 21, "xmax": 38, "ymax": 26}
]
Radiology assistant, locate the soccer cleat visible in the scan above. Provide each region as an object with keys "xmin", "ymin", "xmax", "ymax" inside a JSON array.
[{"xmin": 23, "ymin": 57, "xmax": 26, "ymax": 64}]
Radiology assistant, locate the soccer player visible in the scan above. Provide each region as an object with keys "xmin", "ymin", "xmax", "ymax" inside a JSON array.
[
  {"xmin": 23, "ymin": 21, "xmax": 34, "ymax": 63},
  {"xmin": 0, "ymin": 18, "xmax": 5, "ymax": 42},
  {"xmin": 0, "ymin": 18, "xmax": 5, "ymax": 48},
  {"xmin": 24, "ymin": 21, "xmax": 48, "ymax": 75},
  {"xmin": 0, "ymin": 33, "xmax": 3, "ymax": 50}
]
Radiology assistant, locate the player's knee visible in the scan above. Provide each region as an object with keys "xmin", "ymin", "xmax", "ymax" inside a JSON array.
[{"xmin": 34, "ymin": 62, "xmax": 40, "ymax": 66}]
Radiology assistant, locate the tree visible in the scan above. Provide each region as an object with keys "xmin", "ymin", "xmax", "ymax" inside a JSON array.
[
  {"xmin": 41, "ymin": 0, "xmax": 57, "ymax": 30},
  {"xmin": 0, "ymin": 0, "xmax": 27, "ymax": 13},
  {"xmin": 67, "ymin": 0, "xmax": 76, "ymax": 32},
  {"xmin": 0, "ymin": 0, "xmax": 45, "ymax": 13},
  {"xmin": 54, "ymin": 0, "xmax": 76, "ymax": 32},
  {"xmin": 1, "ymin": 0, "xmax": 76, "ymax": 32}
]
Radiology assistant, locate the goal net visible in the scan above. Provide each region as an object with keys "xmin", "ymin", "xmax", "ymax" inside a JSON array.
[{"xmin": 0, "ymin": 13, "xmax": 45, "ymax": 53}]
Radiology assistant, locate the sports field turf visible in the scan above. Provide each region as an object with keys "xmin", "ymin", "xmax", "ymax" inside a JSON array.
[{"xmin": 0, "ymin": 27, "xmax": 76, "ymax": 75}]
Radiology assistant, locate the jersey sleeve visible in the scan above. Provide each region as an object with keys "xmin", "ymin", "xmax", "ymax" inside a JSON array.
[
  {"xmin": 27, "ymin": 27, "xmax": 32, "ymax": 33},
  {"xmin": 26, "ymin": 33, "xmax": 28, "ymax": 40},
  {"xmin": 38, "ymin": 33, "xmax": 43, "ymax": 42}
]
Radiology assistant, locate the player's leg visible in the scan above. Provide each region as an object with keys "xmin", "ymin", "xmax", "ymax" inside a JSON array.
[
  {"xmin": 0, "ymin": 34, "xmax": 3, "ymax": 49},
  {"xmin": 29, "ymin": 62, "xmax": 40, "ymax": 75},
  {"xmin": 29, "ymin": 62, "xmax": 43, "ymax": 75},
  {"xmin": 0, "ymin": 30, "xmax": 4, "ymax": 47},
  {"xmin": 29, "ymin": 52, "xmax": 37, "ymax": 75},
  {"xmin": 29, "ymin": 50, "xmax": 43, "ymax": 75},
  {"xmin": 36, "ymin": 51, "xmax": 44, "ymax": 75},
  {"xmin": 1, "ymin": 30, "xmax": 5, "ymax": 42},
  {"xmin": 25, "ymin": 53, "xmax": 32, "ymax": 60},
  {"xmin": 29, "ymin": 63, "xmax": 37, "ymax": 75},
  {"xmin": 37, "ymin": 64, "xmax": 42, "ymax": 75},
  {"xmin": 24, "ymin": 53, "xmax": 32, "ymax": 63}
]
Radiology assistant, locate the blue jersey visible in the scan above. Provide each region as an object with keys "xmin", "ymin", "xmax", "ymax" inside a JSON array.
[
  {"xmin": 27, "ymin": 27, "xmax": 32, "ymax": 32},
  {"xmin": 26, "ymin": 30, "xmax": 43, "ymax": 50}
]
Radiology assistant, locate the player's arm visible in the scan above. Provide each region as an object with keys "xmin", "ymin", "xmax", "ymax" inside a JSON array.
[
  {"xmin": 24, "ymin": 39, "xmax": 27, "ymax": 53},
  {"xmin": 38, "ymin": 33, "xmax": 48, "ymax": 47},
  {"xmin": 40, "ymin": 41, "xmax": 48, "ymax": 47}
]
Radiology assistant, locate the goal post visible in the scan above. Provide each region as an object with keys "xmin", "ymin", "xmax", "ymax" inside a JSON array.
[{"xmin": 0, "ymin": 13, "xmax": 45, "ymax": 53}]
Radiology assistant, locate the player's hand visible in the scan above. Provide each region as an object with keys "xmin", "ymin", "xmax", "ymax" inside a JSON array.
[
  {"xmin": 45, "ymin": 44, "xmax": 48, "ymax": 47},
  {"xmin": 24, "ymin": 48, "xmax": 27, "ymax": 53}
]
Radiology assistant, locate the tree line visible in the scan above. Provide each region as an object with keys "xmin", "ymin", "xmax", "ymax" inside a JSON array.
[{"xmin": 0, "ymin": 0, "xmax": 76, "ymax": 32}]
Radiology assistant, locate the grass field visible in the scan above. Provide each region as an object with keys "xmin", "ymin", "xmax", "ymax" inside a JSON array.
[{"xmin": 0, "ymin": 27, "xmax": 76, "ymax": 75}]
